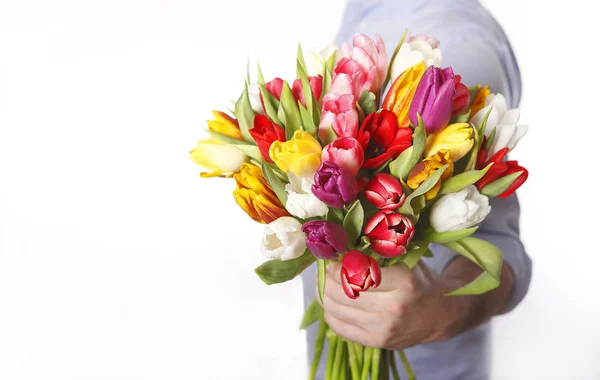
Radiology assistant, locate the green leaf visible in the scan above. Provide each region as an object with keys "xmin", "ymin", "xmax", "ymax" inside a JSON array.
[
  {"xmin": 440, "ymin": 163, "xmax": 493, "ymax": 194},
  {"xmin": 233, "ymin": 82, "xmax": 256, "ymax": 143},
  {"xmin": 480, "ymin": 171, "xmax": 524, "ymax": 198},
  {"xmin": 299, "ymin": 299, "xmax": 323, "ymax": 330},
  {"xmin": 358, "ymin": 91, "xmax": 377, "ymax": 116},
  {"xmin": 297, "ymin": 62, "xmax": 318, "ymax": 135},
  {"xmin": 454, "ymin": 109, "xmax": 471, "ymax": 124},
  {"xmin": 257, "ymin": 62, "xmax": 265, "ymax": 86},
  {"xmin": 206, "ymin": 130, "xmax": 246, "ymax": 145},
  {"xmin": 299, "ymin": 103, "xmax": 316, "ymax": 135},
  {"xmin": 297, "ymin": 43, "xmax": 308, "ymax": 78},
  {"xmin": 382, "ymin": 29, "xmax": 408, "ymax": 90},
  {"xmin": 478, "ymin": 106, "xmax": 494, "ymax": 138},
  {"xmin": 424, "ymin": 226, "xmax": 479, "ymax": 244},
  {"xmin": 323, "ymin": 127, "xmax": 337, "ymax": 145},
  {"xmin": 326, "ymin": 207, "xmax": 344, "ymax": 224},
  {"xmin": 321, "ymin": 51, "xmax": 337, "ymax": 98},
  {"xmin": 317, "ymin": 259, "xmax": 326, "ymax": 304},
  {"xmin": 446, "ymin": 271, "xmax": 499, "ymax": 296},
  {"xmin": 343, "ymin": 200, "xmax": 365, "ymax": 245},
  {"xmin": 442, "ymin": 236, "xmax": 503, "ymax": 295},
  {"xmin": 279, "ymin": 81, "xmax": 303, "ymax": 139},
  {"xmin": 309, "ymin": 316, "xmax": 327, "ymax": 380},
  {"xmin": 259, "ymin": 85, "xmax": 281, "ymax": 125},
  {"xmin": 485, "ymin": 127, "xmax": 497, "ymax": 151},
  {"xmin": 254, "ymin": 251, "xmax": 316, "ymax": 285},
  {"xmin": 399, "ymin": 164, "xmax": 449, "ymax": 215},
  {"xmin": 224, "ymin": 143, "xmax": 263, "ymax": 162},
  {"xmin": 464, "ymin": 123, "xmax": 481, "ymax": 172},
  {"xmin": 261, "ymin": 162, "xmax": 289, "ymax": 206},
  {"xmin": 355, "ymin": 236, "xmax": 371, "ymax": 251},
  {"xmin": 402, "ymin": 243, "xmax": 430, "ymax": 269},
  {"xmin": 390, "ymin": 117, "xmax": 426, "ymax": 181}
]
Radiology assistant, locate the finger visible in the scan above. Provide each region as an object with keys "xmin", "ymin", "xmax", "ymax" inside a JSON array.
[
  {"xmin": 324, "ymin": 312, "xmax": 377, "ymax": 347},
  {"xmin": 322, "ymin": 293, "xmax": 377, "ymax": 328},
  {"xmin": 324, "ymin": 274, "xmax": 387, "ymax": 311}
]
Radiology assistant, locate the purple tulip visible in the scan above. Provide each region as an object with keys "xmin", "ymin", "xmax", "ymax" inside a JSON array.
[
  {"xmin": 301, "ymin": 220, "xmax": 349, "ymax": 259},
  {"xmin": 409, "ymin": 66, "xmax": 456, "ymax": 133},
  {"xmin": 312, "ymin": 161, "xmax": 359, "ymax": 209}
]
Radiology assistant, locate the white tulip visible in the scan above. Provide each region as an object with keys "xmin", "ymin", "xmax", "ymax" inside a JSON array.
[
  {"xmin": 430, "ymin": 186, "xmax": 491, "ymax": 233},
  {"xmin": 248, "ymin": 83, "xmax": 265, "ymax": 114},
  {"xmin": 285, "ymin": 173, "xmax": 328, "ymax": 219},
  {"xmin": 189, "ymin": 139, "xmax": 248, "ymax": 175},
  {"xmin": 470, "ymin": 93, "xmax": 528, "ymax": 156},
  {"xmin": 261, "ymin": 217, "xmax": 307, "ymax": 261},
  {"xmin": 390, "ymin": 36, "xmax": 442, "ymax": 82},
  {"xmin": 305, "ymin": 45, "xmax": 341, "ymax": 77}
]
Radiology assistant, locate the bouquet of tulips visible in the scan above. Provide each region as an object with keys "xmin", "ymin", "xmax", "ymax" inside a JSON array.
[{"xmin": 190, "ymin": 31, "xmax": 528, "ymax": 379}]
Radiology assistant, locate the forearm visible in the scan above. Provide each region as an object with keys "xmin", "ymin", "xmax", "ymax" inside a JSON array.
[{"xmin": 441, "ymin": 256, "xmax": 515, "ymax": 338}]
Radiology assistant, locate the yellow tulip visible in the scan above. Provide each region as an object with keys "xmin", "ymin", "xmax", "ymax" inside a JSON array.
[
  {"xmin": 233, "ymin": 163, "xmax": 289, "ymax": 224},
  {"xmin": 207, "ymin": 110, "xmax": 243, "ymax": 141},
  {"xmin": 190, "ymin": 138, "xmax": 248, "ymax": 178},
  {"xmin": 269, "ymin": 130, "xmax": 322, "ymax": 178},
  {"xmin": 407, "ymin": 150, "xmax": 454, "ymax": 200},
  {"xmin": 382, "ymin": 62, "xmax": 426, "ymax": 128},
  {"xmin": 424, "ymin": 123, "xmax": 474, "ymax": 162},
  {"xmin": 468, "ymin": 85, "xmax": 490, "ymax": 121}
]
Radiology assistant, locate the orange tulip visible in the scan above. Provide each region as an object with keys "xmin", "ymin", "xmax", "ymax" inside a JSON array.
[
  {"xmin": 407, "ymin": 150, "xmax": 454, "ymax": 200},
  {"xmin": 467, "ymin": 85, "xmax": 490, "ymax": 121},
  {"xmin": 382, "ymin": 62, "xmax": 426, "ymax": 128}
]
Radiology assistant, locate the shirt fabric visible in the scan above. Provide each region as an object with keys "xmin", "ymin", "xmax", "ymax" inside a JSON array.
[{"xmin": 301, "ymin": 1, "xmax": 533, "ymax": 379}]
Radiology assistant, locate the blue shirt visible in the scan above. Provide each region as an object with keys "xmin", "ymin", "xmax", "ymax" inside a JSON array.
[{"xmin": 302, "ymin": 1, "xmax": 532, "ymax": 379}]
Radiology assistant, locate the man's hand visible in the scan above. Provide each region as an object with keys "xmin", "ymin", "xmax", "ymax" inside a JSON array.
[{"xmin": 320, "ymin": 257, "xmax": 514, "ymax": 350}]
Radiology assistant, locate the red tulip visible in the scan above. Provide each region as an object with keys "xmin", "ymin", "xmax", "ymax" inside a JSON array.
[
  {"xmin": 340, "ymin": 250, "xmax": 382, "ymax": 299},
  {"xmin": 364, "ymin": 173, "xmax": 406, "ymax": 210},
  {"xmin": 292, "ymin": 75, "xmax": 323, "ymax": 107},
  {"xmin": 475, "ymin": 147, "xmax": 528, "ymax": 198},
  {"xmin": 265, "ymin": 78, "xmax": 284, "ymax": 100},
  {"xmin": 452, "ymin": 75, "xmax": 470, "ymax": 116},
  {"xmin": 249, "ymin": 115, "xmax": 286, "ymax": 162},
  {"xmin": 365, "ymin": 210, "xmax": 415, "ymax": 258},
  {"xmin": 357, "ymin": 110, "xmax": 412, "ymax": 169}
]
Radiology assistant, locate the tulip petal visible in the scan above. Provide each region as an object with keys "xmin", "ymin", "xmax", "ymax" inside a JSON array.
[{"xmin": 341, "ymin": 268, "xmax": 359, "ymax": 299}]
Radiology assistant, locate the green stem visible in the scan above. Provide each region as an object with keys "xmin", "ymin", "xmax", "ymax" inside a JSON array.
[
  {"xmin": 339, "ymin": 345, "xmax": 348, "ymax": 380},
  {"xmin": 361, "ymin": 347, "xmax": 373, "ymax": 380},
  {"xmin": 332, "ymin": 336, "xmax": 345, "ymax": 379},
  {"xmin": 309, "ymin": 318, "xmax": 328, "ymax": 380},
  {"xmin": 347, "ymin": 341, "xmax": 361, "ymax": 380},
  {"xmin": 390, "ymin": 350, "xmax": 401, "ymax": 380},
  {"xmin": 325, "ymin": 333, "xmax": 338, "ymax": 380},
  {"xmin": 398, "ymin": 350, "xmax": 416, "ymax": 380},
  {"xmin": 380, "ymin": 349, "xmax": 390, "ymax": 380},
  {"xmin": 354, "ymin": 342, "xmax": 364, "ymax": 368},
  {"xmin": 371, "ymin": 348, "xmax": 381, "ymax": 380}
]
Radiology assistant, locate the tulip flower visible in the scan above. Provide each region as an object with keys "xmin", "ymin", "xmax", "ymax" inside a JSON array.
[
  {"xmin": 382, "ymin": 62, "xmax": 426, "ymax": 128},
  {"xmin": 364, "ymin": 211, "xmax": 415, "ymax": 257},
  {"xmin": 319, "ymin": 93, "xmax": 359, "ymax": 140},
  {"xmin": 248, "ymin": 83, "xmax": 266, "ymax": 115},
  {"xmin": 249, "ymin": 115, "xmax": 286, "ymax": 163},
  {"xmin": 470, "ymin": 93, "xmax": 528, "ymax": 156},
  {"xmin": 407, "ymin": 150, "xmax": 454, "ymax": 200},
  {"xmin": 332, "ymin": 58, "xmax": 373, "ymax": 100},
  {"xmin": 342, "ymin": 34, "xmax": 388, "ymax": 94},
  {"xmin": 292, "ymin": 75, "xmax": 323, "ymax": 107},
  {"xmin": 269, "ymin": 130, "xmax": 322, "ymax": 178},
  {"xmin": 265, "ymin": 77, "xmax": 284, "ymax": 100},
  {"xmin": 304, "ymin": 44, "xmax": 340, "ymax": 77},
  {"xmin": 409, "ymin": 65, "xmax": 456, "ymax": 133},
  {"xmin": 285, "ymin": 173, "xmax": 328, "ymax": 219},
  {"xmin": 467, "ymin": 85, "xmax": 490, "ymax": 118},
  {"xmin": 301, "ymin": 220, "xmax": 349, "ymax": 259},
  {"xmin": 424, "ymin": 123, "xmax": 474, "ymax": 162},
  {"xmin": 321, "ymin": 137, "xmax": 364, "ymax": 177},
  {"xmin": 312, "ymin": 161, "xmax": 360, "ymax": 209},
  {"xmin": 390, "ymin": 35, "xmax": 441, "ymax": 82},
  {"xmin": 452, "ymin": 75, "xmax": 470, "ymax": 116},
  {"xmin": 364, "ymin": 173, "xmax": 406, "ymax": 210},
  {"xmin": 261, "ymin": 217, "xmax": 307, "ymax": 261},
  {"xmin": 207, "ymin": 110, "xmax": 243, "ymax": 140},
  {"xmin": 233, "ymin": 163, "xmax": 290, "ymax": 224},
  {"xmin": 340, "ymin": 250, "xmax": 382, "ymax": 299},
  {"xmin": 357, "ymin": 110, "xmax": 413, "ymax": 169},
  {"xmin": 475, "ymin": 148, "xmax": 528, "ymax": 198},
  {"xmin": 190, "ymin": 139, "xmax": 248, "ymax": 178},
  {"xmin": 429, "ymin": 185, "xmax": 491, "ymax": 233}
]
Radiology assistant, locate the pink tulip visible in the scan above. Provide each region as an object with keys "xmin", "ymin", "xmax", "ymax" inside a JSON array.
[
  {"xmin": 342, "ymin": 34, "xmax": 388, "ymax": 94},
  {"xmin": 265, "ymin": 78, "xmax": 284, "ymax": 100},
  {"xmin": 364, "ymin": 173, "xmax": 406, "ymax": 210},
  {"xmin": 319, "ymin": 93, "xmax": 359, "ymax": 140},
  {"xmin": 341, "ymin": 250, "xmax": 382, "ymax": 299},
  {"xmin": 321, "ymin": 137, "xmax": 364, "ymax": 177},
  {"xmin": 333, "ymin": 57, "xmax": 373, "ymax": 99}
]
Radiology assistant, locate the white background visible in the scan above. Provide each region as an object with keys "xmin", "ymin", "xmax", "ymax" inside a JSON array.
[{"xmin": 0, "ymin": 0, "xmax": 598, "ymax": 379}]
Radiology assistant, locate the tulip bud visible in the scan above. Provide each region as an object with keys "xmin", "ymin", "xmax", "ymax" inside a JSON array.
[
  {"xmin": 364, "ymin": 173, "xmax": 406, "ymax": 210},
  {"xmin": 382, "ymin": 62, "xmax": 426, "ymax": 128},
  {"xmin": 190, "ymin": 139, "xmax": 248, "ymax": 178},
  {"xmin": 390, "ymin": 35, "xmax": 441, "ymax": 83},
  {"xmin": 261, "ymin": 217, "xmax": 307, "ymax": 261},
  {"xmin": 407, "ymin": 150, "xmax": 454, "ymax": 200},
  {"xmin": 357, "ymin": 110, "xmax": 413, "ymax": 169},
  {"xmin": 265, "ymin": 78, "xmax": 284, "ymax": 100},
  {"xmin": 249, "ymin": 115, "xmax": 286, "ymax": 163},
  {"xmin": 269, "ymin": 130, "xmax": 322, "ymax": 179},
  {"xmin": 430, "ymin": 185, "xmax": 491, "ymax": 233},
  {"xmin": 319, "ymin": 93, "xmax": 359, "ymax": 140},
  {"xmin": 292, "ymin": 75, "xmax": 323, "ymax": 107},
  {"xmin": 340, "ymin": 250, "xmax": 382, "ymax": 299},
  {"xmin": 233, "ymin": 163, "xmax": 290, "ymax": 224},
  {"xmin": 285, "ymin": 173, "xmax": 328, "ymax": 219},
  {"xmin": 424, "ymin": 123, "xmax": 474, "ymax": 162},
  {"xmin": 304, "ymin": 44, "xmax": 340, "ymax": 77},
  {"xmin": 475, "ymin": 148, "xmax": 528, "ymax": 199},
  {"xmin": 321, "ymin": 137, "xmax": 364, "ymax": 177},
  {"xmin": 452, "ymin": 76, "xmax": 470, "ymax": 116},
  {"xmin": 312, "ymin": 161, "xmax": 360, "ymax": 208},
  {"xmin": 207, "ymin": 111, "xmax": 243, "ymax": 140},
  {"xmin": 364, "ymin": 211, "xmax": 415, "ymax": 258},
  {"xmin": 302, "ymin": 220, "xmax": 349, "ymax": 259},
  {"xmin": 247, "ymin": 83, "xmax": 266, "ymax": 115},
  {"xmin": 409, "ymin": 65, "xmax": 456, "ymax": 133},
  {"xmin": 341, "ymin": 34, "xmax": 388, "ymax": 95}
]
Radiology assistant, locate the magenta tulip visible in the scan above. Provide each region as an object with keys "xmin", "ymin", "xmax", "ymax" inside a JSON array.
[
  {"xmin": 341, "ymin": 250, "xmax": 382, "ymax": 299},
  {"xmin": 409, "ymin": 66, "xmax": 456, "ymax": 133},
  {"xmin": 302, "ymin": 220, "xmax": 349, "ymax": 259},
  {"xmin": 312, "ymin": 161, "xmax": 360, "ymax": 209}
]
